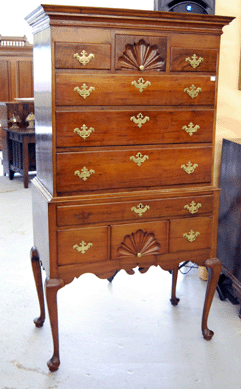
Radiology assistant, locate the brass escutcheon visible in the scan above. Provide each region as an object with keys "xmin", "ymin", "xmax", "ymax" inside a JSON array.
[
  {"xmin": 184, "ymin": 201, "xmax": 202, "ymax": 214},
  {"xmin": 182, "ymin": 122, "xmax": 200, "ymax": 136},
  {"xmin": 184, "ymin": 84, "xmax": 202, "ymax": 99},
  {"xmin": 73, "ymin": 240, "xmax": 93, "ymax": 253},
  {"xmin": 186, "ymin": 54, "xmax": 204, "ymax": 69},
  {"xmin": 73, "ymin": 50, "xmax": 95, "ymax": 66},
  {"xmin": 130, "ymin": 152, "xmax": 149, "ymax": 166},
  {"xmin": 74, "ymin": 167, "xmax": 95, "ymax": 181},
  {"xmin": 131, "ymin": 78, "xmax": 151, "ymax": 93},
  {"xmin": 183, "ymin": 230, "xmax": 200, "ymax": 242},
  {"xmin": 181, "ymin": 161, "xmax": 198, "ymax": 174},
  {"xmin": 74, "ymin": 124, "xmax": 95, "ymax": 140},
  {"xmin": 130, "ymin": 113, "xmax": 150, "ymax": 128},
  {"xmin": 131, "ymin": 203, "xmax": 150, "ymax": 216},
  {"xmin": 74, "ymin": 84, "xmax": 95, "ymax": 99}
]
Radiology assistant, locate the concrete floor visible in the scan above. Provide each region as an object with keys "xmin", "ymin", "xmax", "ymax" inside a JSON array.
[{"xmin": 1, "ymin": 164, "xmax": 241, "ymax": 388}]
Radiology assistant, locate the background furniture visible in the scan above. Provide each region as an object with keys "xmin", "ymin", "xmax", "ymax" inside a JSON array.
[
  {"xmin": 217, "ymin": 138, "xmax": 241, "ymax": 311},
  {"xmin": 0, "ymin": 35, "xmax": 33, "ymax": 150},
  {"xmin": 0, "ymin": 101, "xmax": 35, "ymax": 186},
  {"xmin": 26, "ymin": 5, "xmax": 233, "ymax": 371}
]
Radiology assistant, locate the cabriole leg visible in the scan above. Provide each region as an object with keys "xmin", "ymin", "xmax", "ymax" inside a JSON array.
[
  {"xmin": 30, "ymin": 247, "xmax": 45, "ymax": 328},
  {"xmin": 170, "ymin": 265, "xmax": 180, "ymax": 306},
  {"xmin": 202, "ymin": 258, "xmax": 221, "ymax": 340},
  {"xmin": 45, "ymin": 278, "xmax": 64, "ymax": 372}
]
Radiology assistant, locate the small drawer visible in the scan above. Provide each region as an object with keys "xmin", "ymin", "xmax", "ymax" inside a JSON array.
[
  {"xmin": 170, "ymin": 48, "xmax": 218, "ymax": 73},
  {"xmin": 55, "ymin": 42, "xmax": 111, "ymax": 69},
  {"xmin": 169, "ymin": 217, "xmax": 212, "ymax": 253},
  {"xmin": 57, "ymin": 195, "xmax": 214, "ymax": 227},
  {"xmin": 56, "ymin": 109, "xmax": 214, "ymax": 148},
  {"xmin": 111, "ymin": 220, "xmax": 168, "ymax": 260},
  {"xmin": 57, "ymin": 226, "xmax": 108, "ymax": 266},
  {"xmin": 55, "ymin": 74, "xmax": 216, "ymax": 106},
  {"xmin": 56, "ymin": 146, "xmax": 212, "ymax": 195}
]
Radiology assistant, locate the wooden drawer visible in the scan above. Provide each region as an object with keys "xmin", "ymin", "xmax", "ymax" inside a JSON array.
[
  {"xmin": 55, "ymin": 42, "xmax": 111, "ymax": 69},
  {"xmin": 57, "ymin": 226, "xmax": 107, "ymax": 266},
  {"xmin": 55, "ymin": 74, "xmax": 216, "ymax": 106},
  {"xmin": 111, "ymin": 220, "xmax": 168, "ymax": 260},
  {"xmin": 56, "ymin": 109, "xmax": 214, "ymax": 148},
  {"xmin": 57, "ymin": 195, "xmax": 214, "ymax": 227},
  {"xmin": 56, "ymin": 146, "xmax": 212, "ymax": 194},
  {"xmin": 170, "ymin": 48, "xmax": 218, "ymax": 73},
  {"xmin": 169, "ymin": 217, "xmax": 212, "ymax": 253}
]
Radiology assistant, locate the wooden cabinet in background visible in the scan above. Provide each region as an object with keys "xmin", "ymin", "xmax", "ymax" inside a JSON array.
[{"xmin": 26, "ymin": 5, "xmax": 234, "ymax": 372}]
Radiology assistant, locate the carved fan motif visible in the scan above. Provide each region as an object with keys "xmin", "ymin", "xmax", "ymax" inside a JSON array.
[
  {"xmin": 118, "ymin": 39, "xmax": 165, "ymax": 71},
  {"xmin": 117, "ymin": 229, "xmax": 161, "ymax": 258}
]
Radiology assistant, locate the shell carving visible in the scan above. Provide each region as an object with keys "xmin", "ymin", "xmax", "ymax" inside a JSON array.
[
  {"xmin": 118, "ymin": 39, "xmax": 165, "ymax": 71},
  {"xmin": 117, "ymin": 229, "xmax": 161, "ymax": 259}
]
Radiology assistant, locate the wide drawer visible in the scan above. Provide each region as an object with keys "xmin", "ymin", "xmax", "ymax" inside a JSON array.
[
  {"xmin": 111, "ymin": 220, "xmax": 168, "ymax": 260},
  {"xmin": 57, "ymin": 225, "xmax": 108, "ymax": 266},
  {"xmin": 169, "ymin": 217, "xmax": 212, "ymax": 252},
  {"xmin": 57, "ymin": 195, "xmax": 214, "ymax": 227},
  {"xmin": 170, "ymin": 48, "xmax": 218, "ymax": 73},
  {"xmin": 56, "ymin": 109, "xmax": 214, "ymax": 147},
  {"xmin": 56, "ymin": 146, "xmax": 212, "ymax": 194},
  {"xmin": 55, "ymin": 74, "xmax": 216, "ymax": 106},
  {"xmin": 55, "ymin": 42, "xmax": 111, "ymax": 69}
]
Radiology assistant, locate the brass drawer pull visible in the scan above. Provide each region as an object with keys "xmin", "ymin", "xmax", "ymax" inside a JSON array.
[
  {"xmin": 74, "ymin": 84, "xmax": 95, "ymax": 99},
  {"xmin": 130, "ymin": 152, "xmax": 149, "ymax": 166},
  {"xmin": 73, "ymin": 50, "xmax": 95, "ymax": 66},
  {"xmin": 131, "ymin": 77, "xmax": 151, "ymax": 93},
  {"xmin": 130, "ymin": 113, "xmax": 150, "ymax": 128},
  {"xmin": 73, "ymin": 240, "xmax": 93, "ymax": 253},
  {"xmin": 184, "ymin": 201, "xmax": 202, "ymax": 214},
  {"xmin": 74, "ymin": 167, "xmax": 95, "ymax": 181},
  {"xmin": 183, "ymin": 230, "xmax": 200, "ymax": 242},
  {"xmin": 184, "ymin": 84, "xmax": 202, "ymax": 99},
  {"xmin": 181, "ymin": 161, "xmax": 198, "ymax": 174},
  {"xmin": 182, "ymin": 122, "xmax": 200, "ymax": 136},
  {"xmin": 74, "ymin": 124, "xmax": 95, "ymax": 140},
  {"xmin": 185, "ymin": 54, "xmax": 204, "ymax": 69},
  {"xmin": 131, "ymin": 203, "xmax": 150, "ymax": 216}
]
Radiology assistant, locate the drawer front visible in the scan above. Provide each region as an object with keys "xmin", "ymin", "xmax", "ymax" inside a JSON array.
[
  {"xmin": 111, "ymin": 220, "xmax": 168, "ymax": 260},
  {"xmin": 56, "ymin": 109, "xmax": 214, "ymax": 148},
  {"xmin": 55, "ymin": 42, "xmax": 111, "ymax": 69},
  {"xmin": 170, "ymin": 48, "xmax": 218, "ymax": 73},
  {"xmin": 57, "ymin": 195, "xmax": 214, "ymax": 227},
  {"xmin": 56, "ymin": 146, "xmax": 212, "ymax": 194},
  {"xmin": 57, "ymin": 226, "xmax": 108, "ymax": 266},
  {"xmin": 169, "ymin": 217, "xmax": 212, "ymax": 252},
  {"xmin": 55, "ymin": 74, "xmax": 216, "ymax": 106}
]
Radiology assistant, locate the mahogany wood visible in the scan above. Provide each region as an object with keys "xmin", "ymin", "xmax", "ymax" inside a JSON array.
[{"xmin": 25, "ymin": 5, "xmax": 234, "ymax": 371}]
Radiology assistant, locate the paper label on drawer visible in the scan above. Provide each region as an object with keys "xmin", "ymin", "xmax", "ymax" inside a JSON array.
[{"xmin": 210, "ymin": 76, "xmax": 216, "ymax": 81}]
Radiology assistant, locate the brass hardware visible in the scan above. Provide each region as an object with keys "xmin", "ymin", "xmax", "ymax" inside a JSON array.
[
  {"xmin": 74, "ymin": 84, "xmax": 95, "ymax": 99},
  {"xmin": 186, "ymin": 54, "xmax": 204, "ymax": 69},
  {"xmin": 74, "ymin": 124, "xmax": 95, "ymax": 140},
  {"xmin": 130, "ymin": 113, "xmax": 150, "ymax": 128},
  {"xmin": 8, "ymin": 113, "xmax": 21, "ymax": 129},
  {"xmin": 183, "ymin": 230, "xmax": 200, "ymax": 242},
  {"xmin": 26, "ymin": 112, "xmax": 35, "ymax": 128},
  {"xmin": 74, "ymin": 167, "xmax": 95, "ymax": 181},
  {"xmin": 140, "ymin": 65, "xmax": 145, "ymax": 71},
  {"xmin": 181, "ymin": 161, "xmax": 198, "ymax": 174},
  {"xmin": 137, "ymin": 252, "xmax": 142, "ymax": 258},
  {"xmin": 73, "ymin": 240, "xmax": 93, "ymax": 254},
  {"xmin": 73, "ymin": 50, "xmax": 95, "ymax": 66},
  {"xmin": 131, "ymin": 78, "xmax": 151, "ymax": 93},
  {"xmin": 131, "ymin": 203, "xmax": 150, "ymax": 216},
  {"xmin": 130, "ymin": 152, "xmax": 149, "ymax": 166},
  {"xmin": 182, "ymin": 122, "xmax": 200, "ymax": 136},
  {"xmin": 184, "ymin": 201, "xmax": 202, "ymax": 214},
  {"xmin": 184, "ymin": 84, "xmax": 202, "ymax": 99}
]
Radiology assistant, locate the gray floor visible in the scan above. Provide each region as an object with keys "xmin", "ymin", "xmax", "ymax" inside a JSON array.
[{"xmin": 1, "ymin": 164, "xmax": 241, "ymax": 389}]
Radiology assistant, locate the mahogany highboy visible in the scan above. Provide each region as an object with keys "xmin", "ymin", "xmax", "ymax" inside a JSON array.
[{"xmin": 26, "ymin": 5, "xmax": 233, "ymax": 371}]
